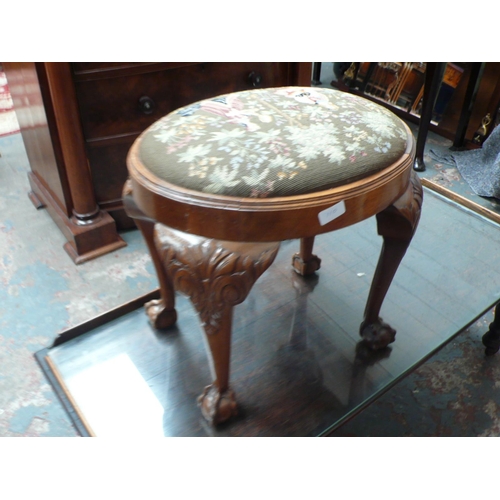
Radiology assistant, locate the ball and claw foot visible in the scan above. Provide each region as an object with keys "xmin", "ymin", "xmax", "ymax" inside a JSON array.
[
  {"xmin": 197, "ymin": 385, "xmax": 238, "ymax": 425},
  {"xmin": 482, "ymin": 330, "xmax": 500, "ymax": 356},
  {"xmin": 360, "ymin": 318, "xmax": 396, "ymax": 350},
  {"xmin": 144, "ymin": 299, "xmax": 177, "ymax": 330},
  {"xmin": 292, "ymin": 253, "xmax": 321, "ymax": 276}
]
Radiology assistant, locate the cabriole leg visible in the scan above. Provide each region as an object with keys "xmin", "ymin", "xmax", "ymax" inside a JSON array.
[
  {"xmin": 154, "ymin": 225, "xmax": 280, "ymax": 425},
  {"xmin": 361, "ymin": 172, "xmax": 423, "ymax": 349},
  {"xmin": 122, "ymin": 180, "xmax": 177, "ymax": 329}
]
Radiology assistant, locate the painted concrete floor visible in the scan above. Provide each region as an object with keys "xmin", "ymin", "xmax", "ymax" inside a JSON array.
[
  {"xmin": 2, "ymin": 66, "xmax": 500, "ymax": 436},
  {"xmin": 0, "ymin": 132, "xmax": 159, "ymax": 436}
]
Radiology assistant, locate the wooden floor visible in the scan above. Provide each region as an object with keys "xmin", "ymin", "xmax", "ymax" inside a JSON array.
[{"xmin": 40, "ymin": 189, "xmax": 500, "ymax": 436}]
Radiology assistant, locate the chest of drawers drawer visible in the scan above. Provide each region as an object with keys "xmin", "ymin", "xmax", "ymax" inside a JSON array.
[{"xmin": 73, "ymin": 62, "xmax": 295, "ymax": 142}]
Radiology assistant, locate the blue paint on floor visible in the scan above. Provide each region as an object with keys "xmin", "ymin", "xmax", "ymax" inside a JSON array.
[
  {"xmin": 1, "ymin": 263, "xmax": 70, "ymax": 347},
  {"xmin": 9, "ymin": 405, "xmax": 45, "ymax": 434}
]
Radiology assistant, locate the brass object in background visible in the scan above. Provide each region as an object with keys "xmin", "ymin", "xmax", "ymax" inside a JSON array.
[
  {"xmin": 472, "ymin": 113, "xmax": 492, "ymax": 145},
  {"xmin": 343, "ymin": 62, "xmax": 359, "ymax": 85}
]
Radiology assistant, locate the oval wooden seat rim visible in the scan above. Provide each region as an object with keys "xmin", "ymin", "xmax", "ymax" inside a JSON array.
[
  {"xmin": 125, "ymin": 101, "xmax": 416, "ymax": 242},
  {"xmin": 127, "ymin": 121, "xmax": 414, "ymax": 213}
]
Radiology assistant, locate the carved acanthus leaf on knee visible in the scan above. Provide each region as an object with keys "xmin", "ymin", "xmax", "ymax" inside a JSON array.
[
  {"xmin": 158, "ymin": 238, "xmax": 279, "ymax": 336},
  {"xmin": 393, "ymin": 172, "xmax": 423, "ymax": 231}
]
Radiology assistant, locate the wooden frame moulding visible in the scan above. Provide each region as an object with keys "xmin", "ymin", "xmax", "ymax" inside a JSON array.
[
  {"xmin": 420, "ymin": 178, "xmax": 500, "ymax": 225},
  {"xmin": 34, "ymin": 289, "xmax": 161, "ymax": 437}
]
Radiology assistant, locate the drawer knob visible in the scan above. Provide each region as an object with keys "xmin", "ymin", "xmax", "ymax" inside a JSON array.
[
  {"xmin": 248, "ymin": 71, "xmax": 263, "ymax": 87},
  {"xmin": 138, "ymin": 96, "xmax": 156, "ymax": 115}
]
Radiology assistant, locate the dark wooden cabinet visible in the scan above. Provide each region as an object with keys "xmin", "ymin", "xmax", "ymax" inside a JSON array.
[
  {"xmin": 331, "ymin": 62, "xmax": 500, "ymax": 148},
  {"xmin": 4, "ymin": 62, "xmax": 312, "ymax": 263}
]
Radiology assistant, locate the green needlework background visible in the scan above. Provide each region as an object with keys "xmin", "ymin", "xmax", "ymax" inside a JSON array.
[{"xmin": 138, "ymin": 87, "xmax": 409, "ymax": 198}]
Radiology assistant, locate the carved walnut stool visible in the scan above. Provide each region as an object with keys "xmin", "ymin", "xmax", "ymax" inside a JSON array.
[{"xmin": 123, "ymin": 86, "xmax": 423, "ymax": 425}]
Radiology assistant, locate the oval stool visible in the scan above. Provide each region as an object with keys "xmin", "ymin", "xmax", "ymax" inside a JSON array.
[{"xmin": 123, "ymin": 86, "xmax": 423, "ymax": 425}]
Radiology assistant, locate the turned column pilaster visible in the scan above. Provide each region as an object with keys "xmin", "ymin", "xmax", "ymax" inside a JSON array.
[{"xmin": 43, "ymin": 63, "xmax": 100, "ymax": 223}]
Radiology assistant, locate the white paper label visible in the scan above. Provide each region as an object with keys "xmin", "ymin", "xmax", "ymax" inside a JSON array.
[{"xmin": 318, "ymin": 201, "xmax": 346, "ymax": 226}]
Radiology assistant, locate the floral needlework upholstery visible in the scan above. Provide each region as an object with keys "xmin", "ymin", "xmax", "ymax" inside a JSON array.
[{"xmin": 138, "ymin": 87, "xmax": 410, "ymax": 198}]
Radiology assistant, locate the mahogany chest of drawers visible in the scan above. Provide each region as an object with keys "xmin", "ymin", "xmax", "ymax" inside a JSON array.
[{"xmin": 5, "ymin": 62, "xmax": 312, "ymax": 263}]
